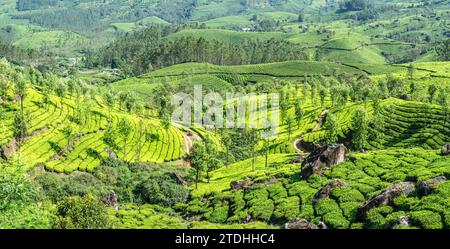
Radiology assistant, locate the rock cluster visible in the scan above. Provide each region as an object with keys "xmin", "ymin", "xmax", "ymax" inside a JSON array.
[{"xmin": 300, "ymin": 144, "xmax": 347, "ymax": 180}]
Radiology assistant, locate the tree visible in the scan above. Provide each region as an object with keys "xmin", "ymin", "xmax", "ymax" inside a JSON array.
[
  {"xmin": 13, "ymin": 111, "xmax": 29, "ymax": 165},
  {"xmin": 286, "ymin": 114, "xmax": 294, "ymax": 141},
  {"xmin": 351, "ymin": 107, "xmax": 369, "ymax": 151},
  {"xmin": 294, "ymin": 99, "xmax": 304, "ymax": 128},
  {"xmin": 319, "ymin": 86, "xmax": 327, "ymax": 106},
  {"xmin": 298, "ymin": 12, "xmax": 305, "ymax": 22},
  {"xmin": 161, "ymin": 113, "xmax": 171, "ymax": 131},
  {"xmin": 189, "ymin": 142, "xmax": 207, "ymax": 189},
  {"xmin": 14, "ymin": 75, "xmax": 27, "ymax": 115},
  {"xmin": 323, "ymin": 113, "xmax": 339, "ymax": 144},
  {"xmin": 53, "ymin": 194, "xmax": 111, "ymax": 229},
  {"xmin": 435, "ymin": 38, "xmax": 450, "ymax": 61},
  {"xmin": 428, "ymin": 84, "xmax": 437, "ymax": 103},
  {"xmin": 118, "ymin": 118, "xmax": 132, "ymax": 160},
  {"xmin": 55, "ymin": 82, "xmax": 67, "ymax": 109},
  {"xmin": 104, "ymin": 90, "xmax": 116, "ymax": 122}
]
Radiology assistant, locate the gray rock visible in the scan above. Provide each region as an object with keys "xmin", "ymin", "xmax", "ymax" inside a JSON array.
[
  {"xmin": 1, "ymin": 138, "xmax": 16, "ymax": 160},
  {"xmin": 285, "ymin": 218, "xmax": 319, "ymax": 229},
  {"xmin": 300, "ymin": 144, "xmax": 347, "ymax": 180},
  {"xmin": 418, "ymin": 176, "xmax": 447, "ymax": 196},
  {"xmin": 102, "ymin": 191, "xmax": 119, "ymax": 211},
  {"xmin": 313, "ymin": 180, "xmax": 349, "ymax": 204},
  {"xmin": 230, "ymin": 177, "xmax": 252, "ymax": 190},
  {"xmin": 442, "ymin": 144, "xmax": 450, "ymax": 156},
  {"xmin": 357, "ymin": 182, "xmax": 416, "ymax": 220}
]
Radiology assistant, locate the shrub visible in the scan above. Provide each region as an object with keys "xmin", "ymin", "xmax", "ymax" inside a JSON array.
[
  {"xmin": 393, "ymin": 195, "xmax": 419, "ymax": 211},
  {"xmin": 207, "ymin": 202, "xmax": 229, "ymax": 223},
  {"xmin": 339, "ymin": 202, "xmax": 360, "ymax": 222},
  {"xmin": 249, "ymin": 199, "xmax": 274, "ymax": 221},
  {"xmin": 267, "ymin": 183, "xmax": 288, "ymax": 203},
  {"xmin": 135, "ymin": 174, "xmax": 189, "ymax": 207},
  {"xmin": 53, "ymin": 194, "xmax": 111, "ymax": 229},
  {"xmin": 323, "ymin": 212, "xmax": 350, "ymax": 229},
  {"xmin": 366, "ymin": 206, "xmax": 393, "ymax": 229},
  {"xmin": 410, "ymin": 210, "xmax": 443, "ymax": 229},
  {"xmin": 272, "ymin": 196, "xmax": 300, "ymax": 222},
  {"xmin": 331, "ymin": 188, "xmax": 365, "ymax": 203},
  {"xmin": 315, "ymin": 198, "xmax": 341, "ymax": 216}
]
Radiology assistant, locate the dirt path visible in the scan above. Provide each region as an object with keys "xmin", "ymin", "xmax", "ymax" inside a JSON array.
[
  {"xmin": 180, "ymin": 130, "xmax": 201, "ymax": 167},
  {"xmin": 293, "ymin": 108, "xmax": 329, "ymax": 153}
]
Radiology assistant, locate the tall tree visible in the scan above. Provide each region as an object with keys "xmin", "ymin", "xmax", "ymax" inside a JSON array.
[
  {"xmin": 118, "ymin": 118, "xmax": 132, "ymax": 160},
  {"xmin": 294, "ymin": 99, "xmax": 304, "ymax": 128},
  {"xmin": 351, "ymin": 107, "xmax": 369, "ymax": 151},
  {"xmin": 323, "ymin": 113, "xmax": 339, "ymax": 144}
]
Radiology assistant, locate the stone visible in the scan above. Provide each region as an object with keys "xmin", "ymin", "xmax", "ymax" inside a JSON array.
[
  {"xmin": 357, "ymin": 182, "xmax": 416, "ymax": 219},
  {"xmin": 396, "ymin": 216, "xmax": 411, "ymax": 227},
  {"xmin": 105, "ymin": 148, "xmax": 117, "ymax": 159},
  {"xmin": 418, "ymin": 176, "xmax": 447, "ymax": 196},
  {"xmin": 102, "ymin": 191, "xmax": 118, "ymax": 211},
  {"xmin": 1, "ymin": 138, "xmax": 16, "ymax": 160},
  {"xmin": 230, "ymin": 177, "xmax": 252, "ymax": 190},
  {"xmin": 442, "ymin": 144, "xmax": 450, "ymax": 155},
  {"xmin": 285, "ymin": 218, "xmax": 319, "ymax": 229},
  {"xmin": 300, "ymin": 144, "xmax": 347, "ymax": 180},
  {"xmin": 313, "ymin": 180, "xmax": 349, "ymax": 204}
]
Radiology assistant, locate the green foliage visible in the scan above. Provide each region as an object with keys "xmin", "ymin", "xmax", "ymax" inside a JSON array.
[
  {"xmin": 53, "ymin": 194, "xmax": 112, "ymax": 229},
  {"xmin": 410, "ymin": 210, "xmax": 443, "ymax": 229}
]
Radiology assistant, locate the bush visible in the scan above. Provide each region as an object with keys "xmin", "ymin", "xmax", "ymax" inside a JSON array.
[
  {"xmin": 410, "ymin": 210, "xmax": 443, "ymax": 229},
  {"xmin": 393, "ymin": 195, "xmax": 419, "ymax": 211},
  {"xmin": 53, "ymin": 194, "xmax": 111, "ymax": 229},
  {"xmin": 339, "ymin": 202, "xmax": 360, "ymax": 222},
  {"xmin": 207, "ymin": 202, "xmax": 229, "ymax": 223},
  {"xmin": 331, "ymin": 188, "xmax": 365, "ymax": 203},
  {"xmin": 249, "ymin": 199, "xmax": 274, "ymax": 221},
  {"xmin": 315, "ymin": 198, "xmax": 341, "ymax": 216},
  {"xmin": 366, "ymin": 206, "xmax": 393, "ymax": 229},
  {"xmin": 323, "ymin": 212, "xmax": 350, "ymax": 229},
  {"xmin": 272, "ymin": 196, "xmax": 300, "ymax": 222},
  {"xmin": 135, "ymin": 174, "xmax": 189, "ymax": 207}
]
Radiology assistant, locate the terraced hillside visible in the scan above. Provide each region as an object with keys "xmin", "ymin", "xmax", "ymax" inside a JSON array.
[{"xmin": 0, "ymin": 68, "xmax": 188, "ymax": 173}]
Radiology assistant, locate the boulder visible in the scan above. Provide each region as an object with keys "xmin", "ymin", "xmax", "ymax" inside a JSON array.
[
  {"xmin": 357, "ymin": 182, "xmax": 416, "ymax": 219},
  {"xmin": 1, "ymin": 138, "xmax": 16, "ymax": 160},
  {"xmin": 230, "ymin": 177, "xmax": 252, "ymax": 190},
  {"xmin": 395, "ymin": 216, "xmax": 411, "ymax": 228},
  {"xmin": 285, "ymin": 218, "xmax": 319, "ymax": 229},
  {"xmin": 104, "ymin": 148, "xmax": 117, "ymax": 159},
  {"xmin": 418, "ymin": 176, "xmax": 447, "ymax": 196},
  {"xmin": 300, "ymin": 144, "xmax": 347, "ymax": 180},
  {"xmin": 313, "ymin": 180, "xmax": 349, "ymax": 204},
  {"xmin": 102, "ymin": 191, "xmax": 119, "ymax": 211},
  {"xmin": 442, "ymin": 144, "xmax": 450, "ymax": 156}
]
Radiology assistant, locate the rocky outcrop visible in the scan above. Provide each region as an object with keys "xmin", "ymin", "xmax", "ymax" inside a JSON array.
[
  {"xmin": 313, "ymin": 180, "xmax": 349, "ymax": 204},
  {"xmin": 300, "ymin": 144, "xmax": 347, "ymax": 180},
  {"xmin": 105, "ymin": 148, "xmax": 117, "ymax": 159},
  {"xmin": 1, "ymin": 138, "xmax": 16, "ymax": 160},
  {"xmin": 395, "ymin": 216, "xmax": 411, "ymax": 228},
  {"xmin": 285, "ymin": 219, "xmax": 319, "ymax": 229},
  {"xmin": 442, "ymin": 144, "xmax": 450, "ymax": 156},
  {"xmin": 357, "ymin": 182, "xmax": 416, "ymax": 219},
  {"xmin": 230, "ymin": 177, "xmax": 253, "ymax": 190},
  {"xmin": 418, "ymin": 176, "xmax": 447, "ymax": 196},
  {"xmin": 102, "ymin": 191, "xmax": 118, "ymax": 211}
]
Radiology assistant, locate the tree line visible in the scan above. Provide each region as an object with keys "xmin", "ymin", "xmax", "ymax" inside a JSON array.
[{"xmin": 85, "ymin": 27, "xmax": 309, "ymax": 76}]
